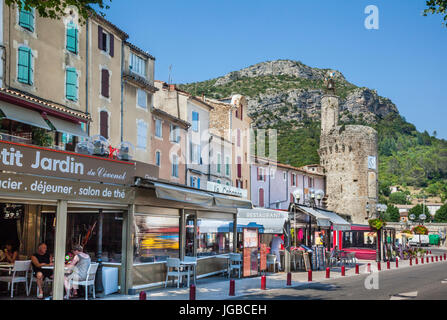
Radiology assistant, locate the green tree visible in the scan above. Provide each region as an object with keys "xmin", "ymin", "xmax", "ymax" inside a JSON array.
[
  {"xmin": 385, "ymin": 204, "xmax": 400, "ymax": 222},
  {"xmin": 424, "ymin": 0, "xmax": 447, "ymax": 27},
  {"xmin": 5, "ymin": 0, "xmax": 111, "ymax": 22},
  {"xmin": 408, "ymin": 204, "xmax": 432, "ymax": 223},
  {"xmin": 389, "ymin": 192, "xmax": 409, "ymax": 205},
  {"xmin": 434, "ymin": 203, "xmax": 447, "ymax": 222}
]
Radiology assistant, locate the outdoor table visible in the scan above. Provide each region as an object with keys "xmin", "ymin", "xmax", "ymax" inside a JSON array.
[
  {"xmin": 0, "ymin": 263, "xmax": 13, "ymax": 275},
  {"xmin": 179, "ymin": 261, "xmax": 197, "ymax": 287}
]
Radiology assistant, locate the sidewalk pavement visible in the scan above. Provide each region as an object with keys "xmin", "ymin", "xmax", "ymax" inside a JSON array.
[{"xmin": 100, "ymin": 252, "xmax": 447, "ymax": 301}]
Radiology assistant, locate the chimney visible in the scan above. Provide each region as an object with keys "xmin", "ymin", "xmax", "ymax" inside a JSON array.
[{"xmin": 169, "ymin": 84, "xmax": 175, "ymax": 91}]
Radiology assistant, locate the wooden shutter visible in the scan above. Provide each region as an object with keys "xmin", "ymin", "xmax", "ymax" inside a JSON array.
[
  {"xmin": 237, "ymin": 156, "xmax": 242, "ymax": 178},
  {"xmin": 100, "ymin": 111, "xmax": 109, "ymax": 139},
  {"xmin": 240, "ymin": 104, "xmax": 243, "ymax": 121},
  {"xmin": 98, "ymin": 25, "xmax": 103, "ymax": 50},
  {"xmin": 101, "ymin": 69, "xmax": 109, "ymax": 98},
  {"xmin": 259, "ymin": 189, "xmax": 264, "ymax": 207},
  {"xmin": 109, "ymin": 34, "xmax": 114, "ymax": 57}
]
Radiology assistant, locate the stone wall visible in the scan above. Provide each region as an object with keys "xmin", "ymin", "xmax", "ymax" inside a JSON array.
[{"xmin": 319, "ymin": 95, "xmax": 379, "ymax": 224}]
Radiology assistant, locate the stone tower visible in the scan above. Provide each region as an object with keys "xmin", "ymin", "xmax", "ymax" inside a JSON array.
[{"xmin": 319, "ymin": 95, "xmax": 379, "ymax": 224}]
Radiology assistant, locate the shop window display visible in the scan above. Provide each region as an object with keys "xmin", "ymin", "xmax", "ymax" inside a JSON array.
[
  {"xmin": 342, "ymin": 231, "xmax": 376, "ymax": 249},
  {"xmin": 196, "ymin": 219, "xmax": 233, "ymax": 257}
]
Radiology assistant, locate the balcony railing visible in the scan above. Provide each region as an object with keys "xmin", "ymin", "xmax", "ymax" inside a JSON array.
[{"xmin": 0, "ymin": 132, "xmax": 32, "ymax": 145}]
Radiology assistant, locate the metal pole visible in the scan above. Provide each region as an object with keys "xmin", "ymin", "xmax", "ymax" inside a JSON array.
[
  {"xmin": 95, "ymin": 209, "xmax": 104, "ymax": 294},
  {"xmin": 53, "ymin": 200, "xmax": 67, "ymax": 300}
]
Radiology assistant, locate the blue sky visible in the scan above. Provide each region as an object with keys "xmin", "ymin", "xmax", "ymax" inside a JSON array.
[{"xmin": 105, "ymin": 0, "xmax": 447, "ymax": 138}]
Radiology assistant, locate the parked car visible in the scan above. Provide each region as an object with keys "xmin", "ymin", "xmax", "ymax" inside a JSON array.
[{"xmin": 408, "ymin": 235, "xmax": 430, "ymax": 246}]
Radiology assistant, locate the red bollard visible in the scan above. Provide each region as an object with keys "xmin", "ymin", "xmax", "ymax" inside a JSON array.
[
  {"xmin": 416, "ymin": 257, "xmax": 418, "ymax": 265},
  {"xmin": 341, "ymin": 265, "xmax": 346, "ymax": 276},
  {"xmin": 189, "ymin": 284, "xmax": 196, "ymax": 300},
  {"xmin": 421, "ymin": 257, "xmax": 424, "ymax": 264},
  {"xmin": 387, "ymin": 261, "xmax": 390, "ymax": 269},
  {"xmin": 426, "ymin": 257, "xmax": 429, "ymax": 264},
  {"xmin": 396, "ymin": 258, "xmax": 399, "ymax": 268},
  {"xmin": 355, "ymin": 264, "xmax": 359, "ymax": 274},
  {"xmin": 261, "ymin": 275, "xmax": 266, "ymax": 290},
  {"xmin": 367, "ymin": 263, "xmax": 371, "ymax": 273},
  {"xmin": 287, "ymin": 272, "xmax": 292, "ymax": 286},
  {"xmin": 436, "ymin": 256, "xmax": 439, "ymax": 262},
  {"xmin": 139, "ymin": 291, "xmax": 147, "ymax": 300},
  {"xmin": 410, "ymin": 258, "xmax": 413, "ymax": 266},
  {"xmin": 308, "ymin": 270, "xmax": 312, "ymax": 282},
  {"xmin": 430, "ymin": 250, "xmax": 432, "ymax": 255},
  {"xmin": 377, "ymin": 261, "xmax": 381, "ymax": 271},
  {"xmin": 432, "ymin": 256, "xmax": 434, "ymax": 263},
  {"xmin": 444, "ymin": 253, "xmax": 446, "ymax": 260},
  {"xmin": 326, "ymin": 268, "xmax": 330, "ymax": 279},
  {"xmin": 229, "ymin": 280, "xmax": 235, "ymax": 296}
]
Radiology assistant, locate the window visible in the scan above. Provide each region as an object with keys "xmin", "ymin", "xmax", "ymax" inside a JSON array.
[
  {"xmin": 19, "ymin": 1, "xmax": 34, "ymax": 32},
  {"xmin": 137, "ymin": 89, "xmax": 147, "ymax": 109},
  {"xmin": 259, "ymin": 188, "xmax": 265, "ymax": 207},
  {"xmin": 192, "ymin": 111, "xmax": 199, "ymax": 132},
  {"xmin": 133, "ymin": 215, "xmax": 179, "ymax": 263},
  {"xmin": 257, "ymin": 167, "xmax": 265, "ymax": 181},
  {"xmin": 216, "ymin": 153, "xmax": 221, "ymax": 174},
  {"xmin": 226, "ymin": 181, "xmax": 230, "ymax": 186},
  {"xmin": 101, "ymin": 69, "xmax": 110, "ymax": 98},
  {"xmin": 100, "ymin": 111, "xmax": 109, "ymax": 139},
  {"xmin": 137, "ymin": 120, "xmax": 148, "ymax": 149},
  {"xmin": 66, "ymin": 22, "xmax": 79, "ymax": 54},
  {"xmin": 155, "ymin": 151, "xmax": 161, "ymax": 167},
  {"xmin": 190, "ymin": 176, "xmax": 200, "ymax": 189},
  {"xmin": 291, "ymin": 173, "xmax": 296, "ymax": 187},
  {"xmin": 130, "ymin": 53, "xmax": 147, "ymax": 78},
  {"xmin": 283, "ymin": 172, "xmax": 287, "ymax": 181},
  {"xmin": 170, "ymin": 124, "xmax": 180, "ymax": 143},
  {"xmin": 236, "ymin": 180, "xmax": 243, "ymax": 189},
  {"xmin": 98, "ymin": 26, "xmax": 114, "ymax": 57},
  {"xmin": 217, "ymin": 179, "xmax": 221, "ymax": 184},
  {"xmin": 155, "ymin": 119, "xmax": 162, "ymax": 138},
  {"xmin": 225, "ymin": 156, "xmax": 230, "ymax": 176},
  {"xmin": 17, "ymin": 47, "xmax": 33, "ymax": 85},
  {"xmin": 66, "ymin": 68, "xmax": 78, "ymax": 101},
  {"xmin": 196, "ymin": 218, "xmax": 233, "ymax": 257},
  {"xmin": 190, "ymin": 143, "xmax": 201, "ymax": 164},
  {"xmin": 172, "ymin": 154, "xmax": 179, "ymax": 178},
  {"xmin": 342, "ymin": 231, "xmax": 377, "ymax": 249}
]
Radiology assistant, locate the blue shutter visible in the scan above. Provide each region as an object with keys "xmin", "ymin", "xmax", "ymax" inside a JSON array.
[
  {"xmin": 67, "ymin": 23, "xmax": 78, "ymax": 54},
  {"xmin": 192, "ymin": 111, "xmax": 199, "ymax": 132},
  {"xmin": 197, "ymin": 178, "xmax": 201, "ymax": 189},
  {"xmin": 190, "ymin": 177, "xmax": 194, "ymax": 187},
  {"xmin": 18, "ymin": 47, "xmax": 32, "ymax": 85},
  {"xmin": 66, "ymin": 68, "xmax": 78, "ymax": 101},
  {"xmin": 19, "ymin": 1, "xmax": 34, "ymax": 32}
]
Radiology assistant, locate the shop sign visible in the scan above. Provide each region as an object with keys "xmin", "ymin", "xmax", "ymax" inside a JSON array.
[
  {"xmin": 0, "ymin": 172, "xmax": 134, "ymax": 204},
  {"xmin": 238, "ymin": 209, "xmax": 287, "ymax": 220},
  {"xmin": 206, "ymin": 181, "xmax": 247, "ymax": 199},
  {"xmin": 134, "ymin": 161, "xmax": 159, "ymax": 180},
  {"xmin": 0, "ymin": 140, "xmax": 135, "ymax": 185}
]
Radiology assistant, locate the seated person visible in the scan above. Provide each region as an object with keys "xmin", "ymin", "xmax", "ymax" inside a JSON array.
[
  {"xmin": 64, "ymin": 245, "xmax": 91, "ymax": 299},
  {"xmin": 31, "ymin": 243, "xmax": 54, "ymax": 299},
  {"xmin": 4, "ymin": 242, "xmax": 19, "ymax": 264}
]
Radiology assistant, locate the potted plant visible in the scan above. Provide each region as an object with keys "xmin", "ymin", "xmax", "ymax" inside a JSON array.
[
  {"xmin": 412, "ymin": 225, "xmax": 428, "ymax": 235},
  {"xmin": 368, "ymin": 218, "xmax": 386, "ymax": 231}
]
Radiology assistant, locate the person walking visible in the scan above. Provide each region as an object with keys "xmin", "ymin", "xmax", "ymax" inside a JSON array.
[{"xmin": 271, "ymin": 235, "xmax": 284, "ymax": 271}]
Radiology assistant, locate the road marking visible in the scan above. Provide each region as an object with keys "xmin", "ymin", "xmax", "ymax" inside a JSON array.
[{"xmin": 390, "ymin": 291, "xmax": 418, "ymax": 300}]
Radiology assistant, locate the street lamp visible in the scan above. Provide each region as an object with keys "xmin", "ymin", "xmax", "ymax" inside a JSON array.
[
  {"xmin": 315, "ymin": 190, "xmax": 325, "ymax": 208},
  {"xmin": 375, "ymin": 204, "xmax": 387, "ymax": 262}
]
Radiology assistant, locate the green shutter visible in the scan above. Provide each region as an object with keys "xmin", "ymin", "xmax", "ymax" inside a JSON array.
[
  {"xmin": 66, "ymin": 68, "xmax": 78, "ymax": 101},
  {"xmin": 19, "ymin": 1, "xmax": 34, "ymax": 32},
  {"xmin": 18, "ymin": 47, "xmax": 32, "ymax": 85},
  {"xmin": 67, "ymin": 23, "xmax": 78, "ymax": 54}
]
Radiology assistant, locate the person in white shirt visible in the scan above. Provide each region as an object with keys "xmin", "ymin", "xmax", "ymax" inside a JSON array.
[{"xmin": 270, "ymin": 234, "xmax": 284, "ymax": 271}]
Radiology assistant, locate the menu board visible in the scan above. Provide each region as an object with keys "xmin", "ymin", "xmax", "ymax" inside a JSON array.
[
  {"xmin": 243, "ymin": 229, "xmax": 258, "ymax": 248},
  {"xmin": 260, "ymin": 244, "xmax": 267, "ymax": 271}
]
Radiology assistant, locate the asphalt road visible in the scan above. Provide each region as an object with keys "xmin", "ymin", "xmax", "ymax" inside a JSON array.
[{"xmin": 233, "ymin": 251, "xmax": 447, "ymax": 300}]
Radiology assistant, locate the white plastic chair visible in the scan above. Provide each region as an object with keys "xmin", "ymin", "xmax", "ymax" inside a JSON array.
[
  {"xmin": 228, "ymin": 253, "xmax": 242, "ymax": 278},
  {"xmin": 69, "ymin": 263, "xmax": 99, "ymax": 300},
  {"xmin": 165, "ymin": 258, "xmax": 188, "ymax": 288},
  {"xmin": 183, "ymin": 256, "xmax": 197, "ymax": 285},
  {"xmin": 29, "ymin": 275, "xmax": 53, "ymax": 297},
  {"xmin": 0, "ymin": 260, "xmax": 32, "ymax": 298},
  {"xmin": 266, "ymin": 254, "xmax": 279, "ymax": 273}
]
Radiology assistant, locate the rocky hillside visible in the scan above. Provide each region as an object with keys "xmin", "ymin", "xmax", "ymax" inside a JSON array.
[
  {"xmin": 178, "ymin": 60, "xmax": 447, "ymax": 203},
  {"xmin": 180, "ymin": 60, "xmax": 398, "ymax": 128}
]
